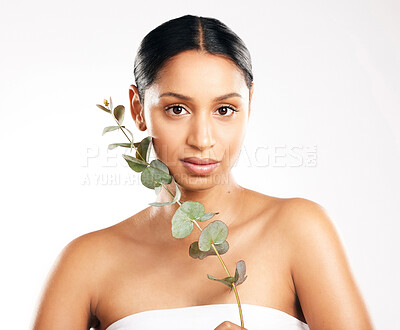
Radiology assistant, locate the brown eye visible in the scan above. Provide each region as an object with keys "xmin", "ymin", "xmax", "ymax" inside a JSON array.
[
  {"xmin": 164, "ymin": 105, "xmax": 189, "ymax": 116},
  {"xmin": 172, "ymin": 106, "xmax": 183, "ymax": 114},
  {"xmin": 216, "ymin": 106, "xmax": 238, "ymax": 116},
  {"xmin": 218, "ymin": 108, "xmax": 228, "ymax": 115}
]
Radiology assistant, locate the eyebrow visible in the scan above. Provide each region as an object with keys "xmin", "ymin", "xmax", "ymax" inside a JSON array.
[{"xmin": 159, "ymin": 92, "xmax": 242, "ymax": 102}]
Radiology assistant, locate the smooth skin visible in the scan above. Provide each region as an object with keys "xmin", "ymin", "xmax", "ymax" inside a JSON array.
[{"xmin": 32, "ymin": 50, "xmax": 374, "ymax": 330}]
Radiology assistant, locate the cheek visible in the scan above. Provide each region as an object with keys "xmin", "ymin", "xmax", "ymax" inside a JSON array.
[
  {"xmin": 220, "ymin": 122, "xmax": 246, "ymax": 166},
  {"xmin": 149, "ymin": 115, "xmax": 184, "ymax": 165}
]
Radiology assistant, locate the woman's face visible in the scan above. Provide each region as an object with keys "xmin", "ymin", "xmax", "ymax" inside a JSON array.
[{"xmin": 134, "ymin": 50, "xmax": 253, "ymax": 191}]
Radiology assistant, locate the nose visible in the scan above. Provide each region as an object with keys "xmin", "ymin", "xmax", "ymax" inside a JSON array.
[{"xmin": 186, "ymin": 113, "xmax": 216, "ymax": 151}]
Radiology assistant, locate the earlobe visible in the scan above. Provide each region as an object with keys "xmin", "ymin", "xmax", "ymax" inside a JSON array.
[
  {"xmin": 138, "ymin": 122, "xmax": 147, "ymax": 131},
  {"xmin": 129, "ymin": 84, "xmax": 147, "ymax": 131}
]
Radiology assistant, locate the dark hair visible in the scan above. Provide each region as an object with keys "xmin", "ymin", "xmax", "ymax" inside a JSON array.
[{"xmin": 133, "ymin": 14, "xmax": 254, "ymax": 105}]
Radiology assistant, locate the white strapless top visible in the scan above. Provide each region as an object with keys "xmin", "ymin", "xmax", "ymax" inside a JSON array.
[{"xmin": 105, "ymin": 303, "xmax": 309, "ymax": 330}]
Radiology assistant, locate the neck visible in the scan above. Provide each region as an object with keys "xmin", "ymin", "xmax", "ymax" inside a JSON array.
[{"xmin": 148, "ymin": 172, "xmax": 245, "ymax": 243}]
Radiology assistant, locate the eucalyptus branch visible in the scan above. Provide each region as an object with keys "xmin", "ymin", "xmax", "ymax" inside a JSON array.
[
  {"xmin": 161, "ymin": 182, "xmax": 181, "ymax": 205},
  {"xmin": 160, "ymin": 180, "xmax": 244, "ymax": 326},
  {"xmin": 96, "ymin": 97, "xmax": 248, "ymax": 328},
  {"xmin": 113, "ymin": 117, "xmax": 133, "ymax": 145},
  {"xmin": 99, "ymin": 98, "xmax": 146, "ymax": 162}
]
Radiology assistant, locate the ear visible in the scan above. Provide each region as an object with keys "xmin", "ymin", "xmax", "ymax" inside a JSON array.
[
  {"xmin": 248, "ymin": 82, "xmax": 254, "ymax": 118},
  {"xmin": 129, "ymin": 84, "xmax": 147, "ymax": 131}
]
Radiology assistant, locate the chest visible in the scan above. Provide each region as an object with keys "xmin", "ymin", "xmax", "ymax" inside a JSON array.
[{"xmin": 94, "ymin": 221, "xmax": 303, "ymax": 329}]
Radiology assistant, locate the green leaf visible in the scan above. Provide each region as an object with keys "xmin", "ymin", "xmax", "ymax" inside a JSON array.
[
  {"xmin": 122, "ymin": 154, "xmax": 147, "ymax": 172},
  {"xmin": 149, "ymin": 159, "xmax": 169, "ymax": 174},
  {"xmin": 102, "ymin": 126, "xmax": 120, "ymax": 135},
  {"xmin": 147, "ymin": 160, "xmax": 171, "ymax": 184},
  {"xmin": 150, "ymin": 165, "xmax": 172, "ymax": 184},
  {"xmin": 149, "ymin": 180, "xmax": 181, "ymax": 206},
  {"xmin": 108, "ymin": 143, "xmax": 132, "ymax": 150},
  {"xmin": 171, "ymin": 205, "xmax": 194, "ymax": 238},
  {"xmin": 113, "ymin": 105, "xmax": 125, "ymax": 123},
  {"xmin": 198, "ymin": 220, "xmax": 228, "ymax": 252},
  {"xmin": 96, "ymin": 104, "xmax": 111, "ymax": 113},
  {"xmin": 136, "ymin": 136, "xmax": 152, "ymax": 162},
  {"xmin": 140, "ymin": 160, "xmax": 172, "ymax": 190},
  {"xmin": 170, "ymin": 201, "xmax": 205, "ymax": 239},
  {"xmin": 148, "ymin": 201, "xmax": 171, "ymax": 207},
  {"xmin": 234, "ymin": 260, "xmax": 248, "ymax": 286},
  {"xmin": 109, "ymin": 96, "xmax": 113, "ymax": 111},
  {"xmin": 189, "ymin": 240, "xmax": 229, "ymax": 260},
  {"xmin": 198, "ymin": 212, "xmax": 219, "ymax": 222},
  {"xmin": 207, "ymin": 274, "xmax": 236, "ymax": 288},
  {"xmin": 141, "ymin": 167, "xmax": 160, "ymax": 189},
  {"xmin": 179, "ymin": 201, "xmax": 204, "ymax": 220}
]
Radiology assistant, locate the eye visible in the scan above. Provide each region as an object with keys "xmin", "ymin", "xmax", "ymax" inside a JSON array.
[
  {"xmin": 215, "ymin": 105, "xmax": 239, "ymax": 116},
  {"xmin": 164, "ymin": 105, "xmax": 190, "ymax": 116},
  {"xmin": 164, "ymin": 105, "xmax": 239, "ymax": 117}
]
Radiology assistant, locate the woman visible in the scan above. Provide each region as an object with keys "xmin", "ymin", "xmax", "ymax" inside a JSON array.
[{"xmin": 32, "ymin": 15, "xmax": 373, "ymax": 330}]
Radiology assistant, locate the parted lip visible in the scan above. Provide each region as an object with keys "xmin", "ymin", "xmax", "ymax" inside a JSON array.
[{"xmin": 181, "ymin": 157, "xmax": 220, "ymax": 165}]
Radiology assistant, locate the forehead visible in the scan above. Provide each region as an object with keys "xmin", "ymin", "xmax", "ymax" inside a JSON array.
[{"xmin": 148, "ymin": 50, "xmax": 248, "ymax": 100}]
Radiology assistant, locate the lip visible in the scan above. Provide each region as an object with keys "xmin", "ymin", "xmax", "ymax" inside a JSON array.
[
  {"xmin": 181, "ymin": 157, "xmax": 220, "ymax": 175},
  {"xmin": 182, "ymin": 157, "xmax": 219, "ymax": 165}
]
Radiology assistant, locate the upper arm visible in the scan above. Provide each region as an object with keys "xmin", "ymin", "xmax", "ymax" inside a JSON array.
[
  {"xmin": 286, "ymin": 198, "xmax": 374, "ymax": 329},
  {"xmin": 32, "ymin": 234, "xmax": 99, "ymax": 329}
]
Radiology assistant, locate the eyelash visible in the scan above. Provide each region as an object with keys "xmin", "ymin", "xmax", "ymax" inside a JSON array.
[{"xmin": 164, "ymin": 105, "xmax": 239, "ymax": 117}]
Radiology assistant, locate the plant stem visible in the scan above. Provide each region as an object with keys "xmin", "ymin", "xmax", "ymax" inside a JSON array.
[
  {"xmin": 192, "ymin": 220, "xmax": 244, "ymax": 327},
  {"xmin": 161, "ymin": 183, "xmax": 181, "ymax": 206},
  {"xmin": 109, "ymin": 107, "xmax": 146, "ymax": 162},
  {"xmin": 231, "ymin": 282, "xmax": 244, "ymax": 327},
  {"xmin": 159, "ymin": 180, "xmax": 244, "ymax": 327},
  {"xmin": 209, "ymin": 243, "xmax": 244, "ymax": 327},
  {"xmin": 115, "ymin": 120, "xmax": 244, "ymax": 327}
]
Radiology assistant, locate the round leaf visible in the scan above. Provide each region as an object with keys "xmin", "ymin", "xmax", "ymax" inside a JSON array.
[
  {"xmin": 113, "ymin": 105, "xmax": 125, "ymax": 123},
  {"xmin": 198, "ymin": 220, "xmax": 228, "ymax": 252},
  {"xmin": 234, "ymin": 260, "xmax": 248, "ymax": 286},
  {"xmin": 141, "ymin": 167, "xmax": 161, "ymax": 189},
  {"xmin": 139, "ymin": 160, "xmax": 172, "ymax": 189},
  {"xmin": 189, "ymin": 240, "xmax": 229, "ymax": 260},
  {"xmin": 148, "ymin": 166, "xmax": 172, "ymax": 185},
  {"xmin": 171, "ymin": 206, "xmax": 194, "ymax": 238},
  {"xmin": 179, "ymin": 201, "xmax": 205, "ymax": 220},
  {"xmin": 122, "ymin": 154, "xmax": 147, "ymax": 172},
  {"xmin": 136, "ymin": 136, "xmax": 152, "ymax": 162},
  {"xmin": 150, "ymin": 159, "xmax": 169, "ymax": 174}
]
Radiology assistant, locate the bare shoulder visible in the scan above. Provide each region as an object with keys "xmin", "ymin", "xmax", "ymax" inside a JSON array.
[
  {"xmin": 58, "ymin": 221, "xmax": 124, "ymax": 264},
  {"xmin": 242, "ymin": 189, "xmax": 328, "ymax": 227},
  {"xmin": 272, "ymin": 197, "xmax": 349, "ymax": 275},
  {"xmin": 273, "ymin": 196, "xmax": 335, "ymax": 233},
  {"xmin": 32, "ymin": 223, "xmax": 129, "ymax": 329},
  {"xmin": 268, "ymin": 197, "xmax": 374, "ymax": 329},
  {"xmin": 59, "ymin": 218, "xmax": 139, "ymax": 277}
]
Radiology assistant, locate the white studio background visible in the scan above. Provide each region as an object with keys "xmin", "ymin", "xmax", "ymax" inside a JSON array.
[{"xmin": 1, "ymin": 1, "xmax": 399, "ymax": 329}]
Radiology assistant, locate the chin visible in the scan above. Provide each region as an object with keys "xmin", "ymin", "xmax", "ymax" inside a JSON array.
[{"xmin": 172, "ymin": 169, "xmax": 233, "ymax": 192}]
